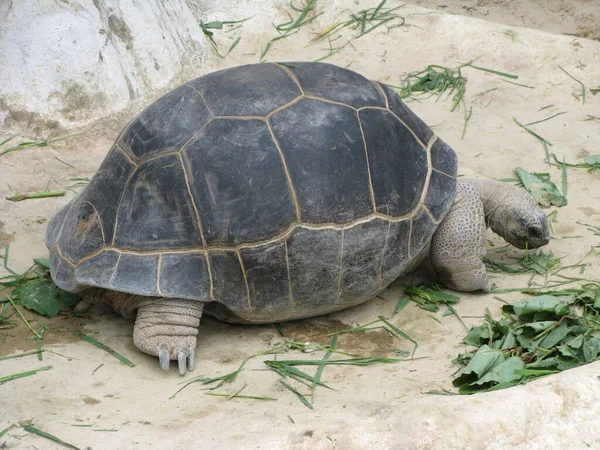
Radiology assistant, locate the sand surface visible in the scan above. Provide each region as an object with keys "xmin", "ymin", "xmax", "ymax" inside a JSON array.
[{"xmin": 1, "ymin": 1, "xmax": 600, "ymax": 449}]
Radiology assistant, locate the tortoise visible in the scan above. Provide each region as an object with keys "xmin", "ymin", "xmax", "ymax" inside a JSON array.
[{"xmin": 46, "ymin": 62, "xmax": 550, "ymax": 374}]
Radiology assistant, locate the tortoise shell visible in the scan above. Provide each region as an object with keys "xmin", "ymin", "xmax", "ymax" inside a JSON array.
[{"xmin": 46, "ymin": 62, "xmax": 458, "ymax": 323}]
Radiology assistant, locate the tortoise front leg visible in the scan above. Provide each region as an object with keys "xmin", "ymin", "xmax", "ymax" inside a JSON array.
[
  {"xmin": 133, "ymin": 299, "xmax": 204, "ymax": 375},
  {"xmin": 430, "ymin": 181, "xmax": 489, "ymax": 292}
]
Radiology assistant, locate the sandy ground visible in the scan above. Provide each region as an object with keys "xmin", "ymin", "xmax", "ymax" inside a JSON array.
[
  {"xmin": 405, "ymin": 0, "xmax": 600, "ymax": 40},
  {"xmin": 2, "ymin": 1, "xmax": 600, "ymax": 449}
]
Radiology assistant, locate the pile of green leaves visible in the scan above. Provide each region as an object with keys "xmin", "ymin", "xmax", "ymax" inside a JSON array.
[{"xmin": 452, "ymin": 289, "xmax": 600, "ymax": 394}]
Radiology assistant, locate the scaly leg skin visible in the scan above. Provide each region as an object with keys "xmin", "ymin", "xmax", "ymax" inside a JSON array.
[
  {"xmin": 133, "ymin": 299, "xmax": 204, "ymax": 375},
  {"xmin": 430, "ymin": 181, "xmax": 489, "ymax": 292}
]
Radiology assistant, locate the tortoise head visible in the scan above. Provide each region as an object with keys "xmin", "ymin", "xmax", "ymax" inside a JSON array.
[{"xmin": 490, "ymin": 186, "xmax": 551, "ymax": 250}]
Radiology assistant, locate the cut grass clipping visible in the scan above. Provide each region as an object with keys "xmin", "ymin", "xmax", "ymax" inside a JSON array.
[
  {"xmin": 451, "ymin": 288, "xmax": 600, "ymax": 394},
  {"xmin": 173, "ymin": 318, "xmax": 416, "ymax": 408},
  {"xmin": 260, "ymin": 0, "xmax": 322, "ymax": 62},
  {"xmin": 199, "ymin": 18, "xmax": 249, "ymax": 57},
  {"xmin": 312, "ymin": 0, "xmax": 406, "ymax": 62},
  {"xmin": 396, "ymin": 62, "xmax": 518, "ymax": 138}
]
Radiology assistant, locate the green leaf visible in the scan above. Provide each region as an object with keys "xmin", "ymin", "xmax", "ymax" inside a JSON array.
[
  {"xmin": 503, "ymin": 295, "xmax": 571, "ymax": 318},
  {"xmin": 452, "ymin": 345, "xmax": 503, "ymax": 387},
  {"xmin": 539, "ymin": 321, "xmax": 572, "ymax": 348},
  {"xmin": 472, "ymin": 356, "xmax": 524, "ymax": 386},
  {"xmin": 514, "ymin": 167, "xmax": 567, "ymax": 207},
  {"xmin": 463, "ymin": 324, "xmax": 493, "ymax": 347},
  {"xmin": 33, "ymin": 258, "xmax": 51, "ymax": 270},
  {"xmin": 13, "ymin": 278, "xmax": 79, "ymax": 317},
  {"xmin": 394, "ymin": 296, "xmax": 409, "ymax": 314},
  {"xmin": 582, "ymin": 335, "xmax": 600, "ymax": 362},
  {"xmin": 584, "ymin": 155, "xmax": 600, "ymax": 166},
  {"xmin": 519, "ymin": 321, "xmax": 557, "ymax": 334}
]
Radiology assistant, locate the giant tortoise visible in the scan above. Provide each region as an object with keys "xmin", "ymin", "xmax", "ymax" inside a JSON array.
[{"xmin": 46, "ymin": 62, "xmax": 550, "ymax": 374}]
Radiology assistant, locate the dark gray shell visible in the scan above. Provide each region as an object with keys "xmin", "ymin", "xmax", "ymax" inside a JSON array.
[{"xmin": 46, "ymin": 62, "xmax": 458, "ymax": 323}]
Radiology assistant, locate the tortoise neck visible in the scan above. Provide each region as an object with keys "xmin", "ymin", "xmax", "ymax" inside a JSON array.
[{"xmin": 461, "ymin": 179, "xmax": 510, "ymax": 237}]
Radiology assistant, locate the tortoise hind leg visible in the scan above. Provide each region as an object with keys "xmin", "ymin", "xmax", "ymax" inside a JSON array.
[{"xmin": 133, "ymin": 299, "xmax": 204, "ymax": 375}]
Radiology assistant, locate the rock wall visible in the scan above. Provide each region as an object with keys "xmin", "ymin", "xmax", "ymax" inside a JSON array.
[{"xmin": 0, "ymin": 0, "xmax": 211, "ymax": 135}]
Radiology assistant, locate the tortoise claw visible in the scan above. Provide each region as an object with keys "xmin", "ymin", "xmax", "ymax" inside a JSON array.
[
  {"xmin": 158, "ymin": 344, "xmax": 170, "ymax": 371},
  {"xmin": 188, "ymin": 347, "xmax": 196, "ymax": 372},
  {"xmin": 176, "ymin": 346, "xmax": 195, "ymax": 375},
  {"xmin": 178, "ymin": 350, "xmax": 187, "ymax": 375}
]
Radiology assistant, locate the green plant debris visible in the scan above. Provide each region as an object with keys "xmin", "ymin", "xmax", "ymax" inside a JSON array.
[
  {"xmin": 0, "ymin": 134, "xmax": 78, "ymax": 157},
  {"xmin": 524, "ymin": 112, "xmax": 567, "ymax": 127},
  {"xmin": 403, "ymin": 282, "xmax": 460, "ymax": 312},
  {"xmin": 1, "ymin": 248, "xmax": 79, "ymax": 318},
  {"xmin": 0, "ymin": 366, "xmax": 52, "ymax": 385},
  {"xmin": 198, "ymin": 17, "xmax": 251, "ymax": 57},
  {"xmin": 328, "ymin": 315, "xmax": 417, "ymax": 357},
  {"xmin": 512, "ymin": 117, "xmax": 553, "ymax": 147},
  {"xmin": 393, "ymin": 295, "xmax": 410, "ymax": 315},
  {"xmin": 485, "ymin": 250, "xmax": 562, "ymax": 279},
  {"xmin": 463, "ymin": 63, "xmax": 518, "ymax": 79},
  {"xmin": 312, "ymin": 0, "xmax": 406, "ymax": 61},
  {"xmin": 451, "ymin": 291, "xmax": 600, "ymax": 394},
  {"xmin": 205, "ymin": 392, "xmax": 277, "ymax": 401},
  {"xmin": 170, "ymin": 341, "xmax": 307, "ymax": 399},
  {"xmin": 260, "ymin": 0, "xmax": 322, "ymax": 61},
  {"xmin": 591, "ymin": 87, "xmax": 600, "ymax": 95},
  {"xmin": 514, "ymin": 167, "xmax": 567, "ymax": 207},
  {"xmin": 549, "ymin": 153, "xmax": 600, "ymax": 173},
  {"xmin": 23, "ymin": 424, "xmax": 81, "ymax": 450},
  {"xmin": 501, "ymin": 79, "xmax": 535, "ymax": 89},
  {"xmin": 398, "ymin": 65, "xmax": 467, "ymax": 112},
  {"xmin": 78, "ymin": 333, "xmax": 135, "ymax": 367},
  {"xmin": 266, "ymin": 354, "xmax": 406, "ymax": 408},
  {"xmin": 6, "ymin": 190, "xmax": 66, "ymax": 202},
  {"xmin": 0, "ymin": 349, "xmax": 44, "ymax": 362},
  {"xmin": 558, "ymin": 66, "xmax": 586, "ymax": 104}
]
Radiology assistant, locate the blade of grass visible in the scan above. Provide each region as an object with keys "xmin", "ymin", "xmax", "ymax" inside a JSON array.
[
  {"xmin": 0, "ymin": 366, "xmax": 52, "ymax": 384},
  {"xmin": 0, "ymin": 133, "xmax": 80, "ymax": 157},
  {"xmin": 23, "ymin": 424, "xmax": 81, "ymax": 450},
  {"xmin": 0, "ymin": 349, "xmax": 44, "ymax": 361},
  {"xmin": 513, "ymin": 117, "xmax": 553, "ymax": 146},
  {"xmin": 311, "ymin": 335, "xmax": 337, "ymax": 403},
  {"xmin": 378, "ymin": 316, "xmax": 418, "ymax": 357},
  {"xmin": 78, "ymin": 333, "xmax": 135, "ymax": 367},
  {"xmin": 524, "ymin": 112, "xmax": 567, "ymax": 127},
  {"xmin": 6, "ymin": 190, "xmax": 66, "ymax": 202},
  {"xmin": 6, "ymin": 296, "xmax": 42, "ymax": 339},
  {"xmin": 502, "ymin": 79, "xmax": 535, "ymax": 89},
  {"xmin": 463, "ymin": 63, "xmax": 518, "ymax": 79},
  {"xmin": 205, "ymin": 392, "xmax": 277, "ymax": 400},
  {"xmin": 559, "ymin": 66, "xmax": 586, "ymax": 104},
  {"xmin": 280, "ymin": 380, "xmax": 313, "ymax": 409}
]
